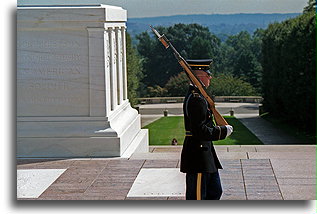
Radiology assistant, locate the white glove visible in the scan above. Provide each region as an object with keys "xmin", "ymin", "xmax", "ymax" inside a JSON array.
[{"xmin": 225, "ymin": 125, "xmax": 233, "ymax": 137}]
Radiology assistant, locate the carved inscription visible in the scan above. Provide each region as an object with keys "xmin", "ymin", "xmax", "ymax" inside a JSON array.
[
  {"xmin": 18, "ymin": 39, "xmax": 80, "ymax": 49},
  {"xmin": 19, "ymin": 67, "xmax": 81, "ymax": 76},
  {"xmin": 24, "ymin": 97, "xmax": 82, "ymax": 105},
  {"xmin": 17, "ymin": 31, "xmax": 89, "ymax": 116},
  {"xmin": 19, "ymin": 54, "xmax": 81, "ymax": 62}
]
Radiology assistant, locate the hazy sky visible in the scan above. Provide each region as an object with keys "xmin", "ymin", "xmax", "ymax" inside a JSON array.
[{"xmin": 18, "ymin": 0, "xmax": 309, "ymax": 18}]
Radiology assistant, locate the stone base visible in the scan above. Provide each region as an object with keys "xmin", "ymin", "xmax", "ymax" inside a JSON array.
[
  {"xmin": 17, "ymin": 103, "xmax": 149, "ymax": 158},
  {"xmin": 17, "ymin": 129, "xmax": 148, "ymax": 158}
]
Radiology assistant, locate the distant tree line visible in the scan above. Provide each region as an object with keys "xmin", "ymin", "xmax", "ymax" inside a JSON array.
[
  {"xmin": 134, "ymin": 23, "xmax": 262, "ymax": 97},
  {"xmin": 261, "ymin": 6, "xmax": 315, "ymax": 134},
  {"xmin": 125, "ymin": 24, "xmax": 261, "ymax": 102}
]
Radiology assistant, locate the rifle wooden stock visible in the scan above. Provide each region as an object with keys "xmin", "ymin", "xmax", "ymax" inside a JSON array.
[{"xmin": 150, "ymin": 26, "xmax": 228, "ymax": 126}]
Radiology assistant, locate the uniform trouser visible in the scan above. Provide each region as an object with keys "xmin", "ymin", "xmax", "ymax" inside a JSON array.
[{"xmin": 185, "ymin": 171, "xmax": 222, "ymax": 200}]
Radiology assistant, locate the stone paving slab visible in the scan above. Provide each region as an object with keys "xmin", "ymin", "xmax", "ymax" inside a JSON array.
[
  {"xmin": 152, "ymin": 146, "xmax": 182, "ymax": 153},
  {"xmin": 131, "ymin": 151, "xmax": 249, "ymax": 160},
  {"xmin": 130, "ymin": 152, "xmax": 181, "ymax": 160},
  {"xmin": 167, "ymin": 196, "xmax": 186, "ymax": 200},
  {"xmin": 143, "ymin": 160, "xmax": 179, "ymax": 168},
  {"xmin": 279, "ymin": 185, "xmax": 316, "ymax": 200},
  {"xmin": 254, "ymin": 145, "xmax": 316, "ymax": 152},
  {"xmin": 217, "ymin": 152, "xmax": 248, "ymax": 159},
  {"xmin": 220, "ymin": 159, "xmax": 242, "ymax": 166},
  {"xmin": 125, "ymin": 196, "xmax": 169, "ymax": 200},
  {"xmin": 17, "ymin": 159, "xmax": 75, "ymax": 169},
  {"xmin": 276, "ymin": 178, "xmax": 316, "ymax": 185},
  {"xmin": 221, "ymin": 180, "xmax": 245, "ymax": 194},
  {"xmin": 127, "ymin": 168, "xmax": 185, "ymax": 198},
  {"xmin": 149, "ymin": 145, "xmax": 316, "ymax": 153},
  {"xmin": 219, "ymin": 171, "xmax": 243, "ymax": 180},
  {"xmin": 270, "ymin": 159, "xmax": 316, "ymax": 169},
  {"xmin": 274, "ymin": 170, "xmax": 316, "ymax": 179},
  {"xmin": 247, "ymin": 192, "xmax": 283, "ymax": 200},
  {"xmin": 17, "ymin": 169, "xmax": 66, "ymax": 198},
  {"xmin": 228, "ymin": 146, "xmax": 256, "ymax": 152},
  {"xmin": 106, "ymin": 159, "xmax": 145, "ymax": 168},
  {"xmin": 16, "ymin": 145, "xmax": 316, "ymax": 200},
  {"xmin": 248, "ymin": 152, "xmax": 315, "ymax": 160},
  {"xmin": 221, "ymin": 192, "xmax": 247, "ymax": 200}
]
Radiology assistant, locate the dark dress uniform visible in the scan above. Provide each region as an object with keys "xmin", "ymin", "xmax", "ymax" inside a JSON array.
[{"xmin": 180, "ymin": 59, "xmax": 229, "ymax": 200}]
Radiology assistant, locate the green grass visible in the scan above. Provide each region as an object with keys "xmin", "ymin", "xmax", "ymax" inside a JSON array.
[
  {"xmin": 144, "ymin": 116, "xmax": 185, "ymax": 146},
  {"xmin": 143, "ymin": 116, "xmax": 263, "ymax": 145}
]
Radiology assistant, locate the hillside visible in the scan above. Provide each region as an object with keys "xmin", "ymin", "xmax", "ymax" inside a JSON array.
[{"xmin": 127, "ymin": 13, "xmax": 300, "ymax": 40}]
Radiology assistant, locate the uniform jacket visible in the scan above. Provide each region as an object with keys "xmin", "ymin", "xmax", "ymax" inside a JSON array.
[{"xmin": 180, "ymin": 85, "xmax": 227, "ymax": 173}]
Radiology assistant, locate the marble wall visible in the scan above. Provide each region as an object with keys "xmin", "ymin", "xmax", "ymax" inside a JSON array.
[{"xmin": 17, "ymin": 5, "xmax": 148, "ymax": 158}]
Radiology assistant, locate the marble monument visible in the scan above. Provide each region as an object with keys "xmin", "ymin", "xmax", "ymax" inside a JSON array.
[{"xmin": 17, "ymin": 5, "xmax": 148, "ymax": 158}]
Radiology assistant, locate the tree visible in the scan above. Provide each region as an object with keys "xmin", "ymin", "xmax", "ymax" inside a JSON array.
[
  {"xmin": 136, "ymin": 24, "xmax": 221, "ymax": 89},
  {"xmin": 219, "ymin": 31, "xmax": 263, "ymax": 91},
  {"xmin": 189, "ymin": 37, "xmax": 213, "ymax": 59},
  {"xmin": 164, "ymin": 72, "xmax": 258, "ymax": 97},
  {"xmin": 303, "ymin": 0, "xmax": 316, "ymax": 13},
  {"xmin": 208, "ymin": 73, "xmax": 258, "ymax": 96},
  {"xmin": 261, "ymin": 10, "xmax": 315, "ymax": 134},
  {"xmin": 136, "ymin": 23, "xmax": 263, "ymax": 97},
  {"xmin": 126, "ymin": 33, "xmax": 143, "ymax": 106},
  {"xmin": 164, "ymin": 72, "xmax": 189, "ymax": 96},
  {"xmin": 146, "ymin": 85, "xmax": 167, "ymax": 97}
]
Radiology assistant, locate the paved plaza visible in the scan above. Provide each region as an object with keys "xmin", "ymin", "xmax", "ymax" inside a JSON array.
[
  {"xmin": 17, "ymin": 145, "xmax": 316, "ymax": 200},
  {"xmin": 17, "ymin": 103, "xmax": 316, "ymax": 200}
]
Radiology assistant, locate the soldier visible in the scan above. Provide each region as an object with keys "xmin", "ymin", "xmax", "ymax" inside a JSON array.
[{"xmin": 180, "ymin": 59, "xmax": 233, "ymax": 200}]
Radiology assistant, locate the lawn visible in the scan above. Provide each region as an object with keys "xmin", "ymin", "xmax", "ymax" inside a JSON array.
[{"xmin": 143, "ymin": 116, "xmax": 263, "ymax": 145}]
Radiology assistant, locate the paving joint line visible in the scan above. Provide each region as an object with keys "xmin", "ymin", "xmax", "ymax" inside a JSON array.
[
  {"xmin": 83, "ymin": 160, "xmax": 110, "ymax": 194},
  {"xmin": 37, "ymin": 159, "xmax": 86, "ymax": 199},
  {"xmin": 124, "ymin": 159, "xmax": 146, "ymax": 199},
  {"xmin": 239, "ymin": 159, "xmax": 248, "ymax": 200},
  {"xmin": 268, "ymin": 159, "xmax": 284, "ymax": 200}
]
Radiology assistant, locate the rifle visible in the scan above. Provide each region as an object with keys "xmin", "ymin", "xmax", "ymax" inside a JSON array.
[{"xmin": 150, "ymin": 25, "xmax": 228, "ymax": 126}]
